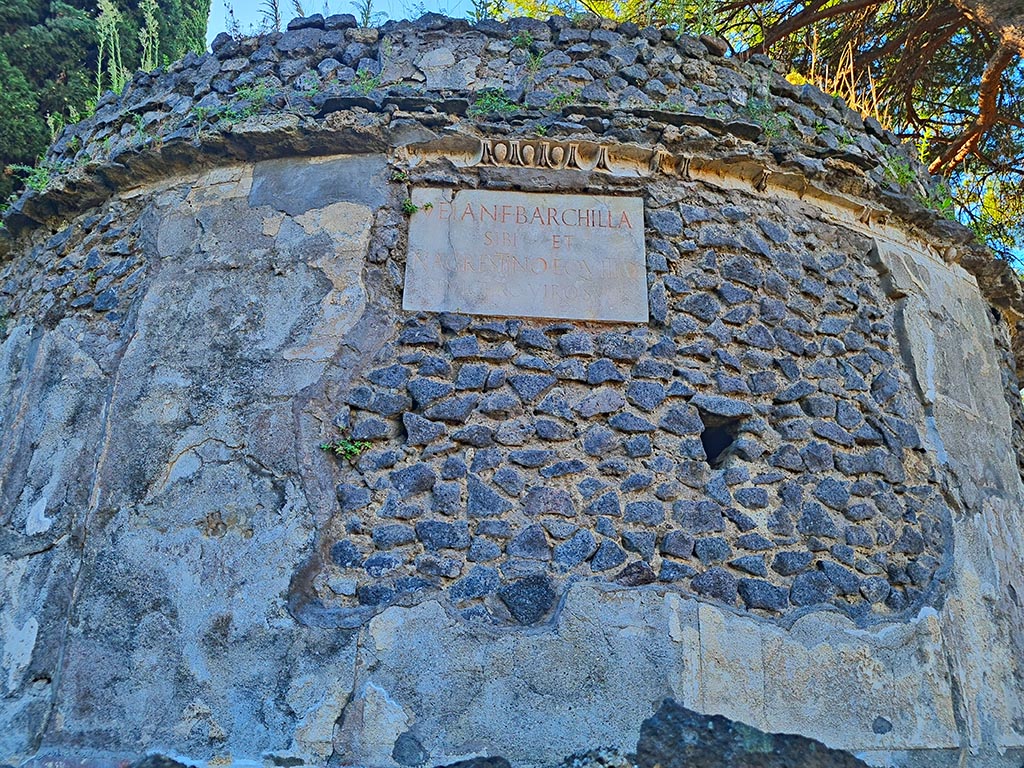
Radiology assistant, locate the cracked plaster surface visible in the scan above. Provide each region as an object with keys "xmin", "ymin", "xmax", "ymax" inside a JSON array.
[{"xmin": 0, "ymin": 152, "xmax": 1022, "ymax": 768}]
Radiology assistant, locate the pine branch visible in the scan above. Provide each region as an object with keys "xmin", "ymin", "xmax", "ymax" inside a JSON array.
[
  {"xmin": 931, "ymin": 43, "xmax": 1018, "ymax": 173},
  {"xmin": 736, "ymin": 0, "xmax": 887, "ymax": 60}
]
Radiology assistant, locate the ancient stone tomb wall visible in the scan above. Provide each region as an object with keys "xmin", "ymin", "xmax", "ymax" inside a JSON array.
[
  {"xmin": 290, "ymin": 158, "xmax": 952, "ymax": 630},
  {"xmin": 1, "ymin": 13, "xmax": 1024, "ymax": 768}
]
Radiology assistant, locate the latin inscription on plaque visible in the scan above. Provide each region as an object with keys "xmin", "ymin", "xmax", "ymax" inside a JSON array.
[{"xmin": 403, "ymin": 188, "xmax": 648, "ymax": 322}]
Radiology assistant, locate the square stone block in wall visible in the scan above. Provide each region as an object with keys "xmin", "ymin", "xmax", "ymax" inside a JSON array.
[{"xmin": 404, "ymin": 188, "xmax": 648, "ymax": 322}]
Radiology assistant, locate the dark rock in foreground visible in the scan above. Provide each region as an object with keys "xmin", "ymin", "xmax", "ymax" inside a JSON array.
[
  {"xmin": 436, "ymin": 758, "xmax": 512, "ymax": 768},
  {"xmin": 129, "ymin": 757, "xmax": 197, "ymax": 768},
  {"xmin": 635, "ymin": 700, "xmax": 871, "ymax": 768}
]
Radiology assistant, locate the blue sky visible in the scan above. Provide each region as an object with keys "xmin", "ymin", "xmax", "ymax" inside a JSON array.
[{"xmin": 206, "ymin": 0, "xmax": 461, "ymax": 41}]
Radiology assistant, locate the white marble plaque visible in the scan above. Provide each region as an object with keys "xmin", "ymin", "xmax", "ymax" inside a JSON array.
[{"xmin": 403, "ymin": 188, "xmax": 648, "ymax": 322}]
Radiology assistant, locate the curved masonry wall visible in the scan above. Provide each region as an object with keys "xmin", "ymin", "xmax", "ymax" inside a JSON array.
[{"xmin": 2, "ymin": 13, "xmax": 1024, "ymax": 768}]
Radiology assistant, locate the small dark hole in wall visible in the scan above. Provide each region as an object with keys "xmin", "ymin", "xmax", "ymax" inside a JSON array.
[{"xmin": 699, "ymin": 413, "xmax": 742, "ymax": 468}]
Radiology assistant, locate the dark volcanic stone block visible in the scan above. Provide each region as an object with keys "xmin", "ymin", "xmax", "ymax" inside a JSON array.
[
  {"xmin": 507, "ymin": 524, "xmax": 551, "ymax": 560},
  {"xmin": 691, "ymin": 394, "xmax": 753, "ymax": 418},
  {"xmin": 554, "ymin": 529, "xmax": 598, "ymax": 570},
  {"xmin": 438, "ymin": 758, "xmax": 512, "ymax": 768},
  {"xmin": 622, "ymin": 530, "xmax": 657, "ymax": 560},
  {"xmin": 467, "ymin": 537, "xmax": 501, "ymax": 562},
  {"xmin": 738, "ymin": 578, "xmax": 788, "ymax": 611},
  {"xmin": 497, "ymin": 574, "xmax": 556, "ymax": 625},
  {"xmin": 585, "ymin": 490, "xmax": 621, "ymax": 517},
  {"xmin": 624, "ymin": 500, "xmax": 664, "ymax": 525},
  {"xmin": 330, "ymin": 539, "xmax": 364, "ymax": 568},
  {"xmin": 695, "ymin": 537, "xmax": 732, "ymax": 565},
  {"xmin": 691, "ymin": 566, "xmax": 737, "ymax": 603},
  {"xmin": 415, "ymin": 520, "xmax": 470, "ymax": 551},
  {"xmin": 790, "ymin": 571, "xmax": 837, "ymax": 606},
  {"xmin": 372, "ymin": 524, "xmax": 415, "ymax": 549},
  {"xmin": 403, "ymin": 413, "xmax": 446, "ymax": 445},
  {"xmin": 467, "ymin": 476, "xmax": 513, "ymax": 517},
  {"xmin": 772, "ymin": 550, "xmax": 813, "ymax": 576},
  {"xmin": 636, "ymin": 700, "xmax": 871, "ymax": 768},
  {"xmin": 524, "ymin": 487, "xmax": 576, "ymax": 517},
  {"xmin": 250, "ymin": 154, "xmax": 387, "ymax": 215},
  {"xmin": 391, "ymin": 464, "xmax": 437, "ymax": 497},
  {"xmin": 615, "ymin": 560, "xmax": 657, "ymax": 585},
  {"xmin": 591, "ymin": 539, "xmax": 628, "ymax": 571},
  {"xmin": 673, "ymin": 500, "xmax": 725, "ymax": 533}
]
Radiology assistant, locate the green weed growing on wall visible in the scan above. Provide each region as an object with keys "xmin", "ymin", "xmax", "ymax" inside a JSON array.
[
  {"xmin": 321, "ymin": 436, "xmax": 372, "ymax": 463},
  {"xmin": 353, "ymin": 70, "xmax": 381, "ymax": 95},
  {"xmin": 7, "ymin": 161, "xmax": 65, "ymax": 194},
  {"xmin": 468, "ymin": 90, "xmax": 519, "ymax": 117}
]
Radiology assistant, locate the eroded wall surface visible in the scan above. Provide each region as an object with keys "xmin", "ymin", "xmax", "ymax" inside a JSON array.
[{"xmin": 1, "ymin": 149, "xmax": 1022, "ymax": 768}]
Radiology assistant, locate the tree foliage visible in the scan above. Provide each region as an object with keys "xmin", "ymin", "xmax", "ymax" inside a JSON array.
[
  {"xmin": 0, "ymin": 0, "xmax": 210, "ymax": 204},
  {"xmin": 0, "ymin": 49, "xmax": 49, "ymax": 182},
  {"xmin": 718, "ymin": 0, "xmax": 1024, "ymax": 259}
]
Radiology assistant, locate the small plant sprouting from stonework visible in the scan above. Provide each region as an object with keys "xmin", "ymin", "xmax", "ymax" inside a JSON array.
[
  {"xmin": 302, "ymin": 71, "xmax": 337, "ymax": 99},
  {"xmin": 883, "ymin": 154, "xmax": 916, "ymax": 188},
  {"xmin": 237, "ymin": 81, "xmax": 274, "ymax": 101},
  {"xmin": 132, "ymin": 113, "xmax": 148, "ymax": 144},
  {"xmin": 468, "ymin": 0, "xmax": 505, "ymax": 23},
  {"xmin": 548, "ymin": 88, "xmax": 582, "ymax": 110},
  {"xmin": 46, "ymin": 113, "xmax": 65, "ymax": 141},
  {"xmin": 208, "ymin": 80, "xmax": 277, "ymax": 125},
  {"xmin": 742, "ymin": 97, "xmax": 769, "ymax": 121},
  {"xmin": 352, "ymin": 0, "xmax": 387, "ymax": 28},
  {"xmin": 656, "ymin": 101, "xmax": 688, "ymax": 114},
  {"xmin": 468, "ymin": 90, "xmax": 519, "ymax": 117},
  {"xmin": 320, "ymin": 436, "xmax": 371, "ymax": 463},
  {"xmin": 353, "ymin": 70, "xmax": 381, "ymax": 95},
  {"xmin": 192, "ymin": 104, "xmax": 213, "ymax": 128},
  {"xmin": 740, "ymin": 97, "xmax": 793, "ymax": 139},
  {"xmin": 764, "ymin": 113, "xmax": 795, "ymax": 139},
  {"xmin": 8, "ymin": 161, "xmax": 64, "ymax": 194},
  {"xmin": 234, "ymin": 81, "xmax": 275, "ymax": 112},
  {"xmin": 402, "ymin": 198, "xmax": 419, "ymax": 215},
  {"xmin": 260, "ymin": 0, "xmax": 282, "ymax": 31},
  {"xmin": 705, "ymin": 104, "xmax": 727, "ymax": 120},
  {"xmin": 917, "ymin": 182, "xmax": 957, "ymax": 221},
  {"xmin": 511, "ymin": 31, "xmax": 534, "ymax": 50}
]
